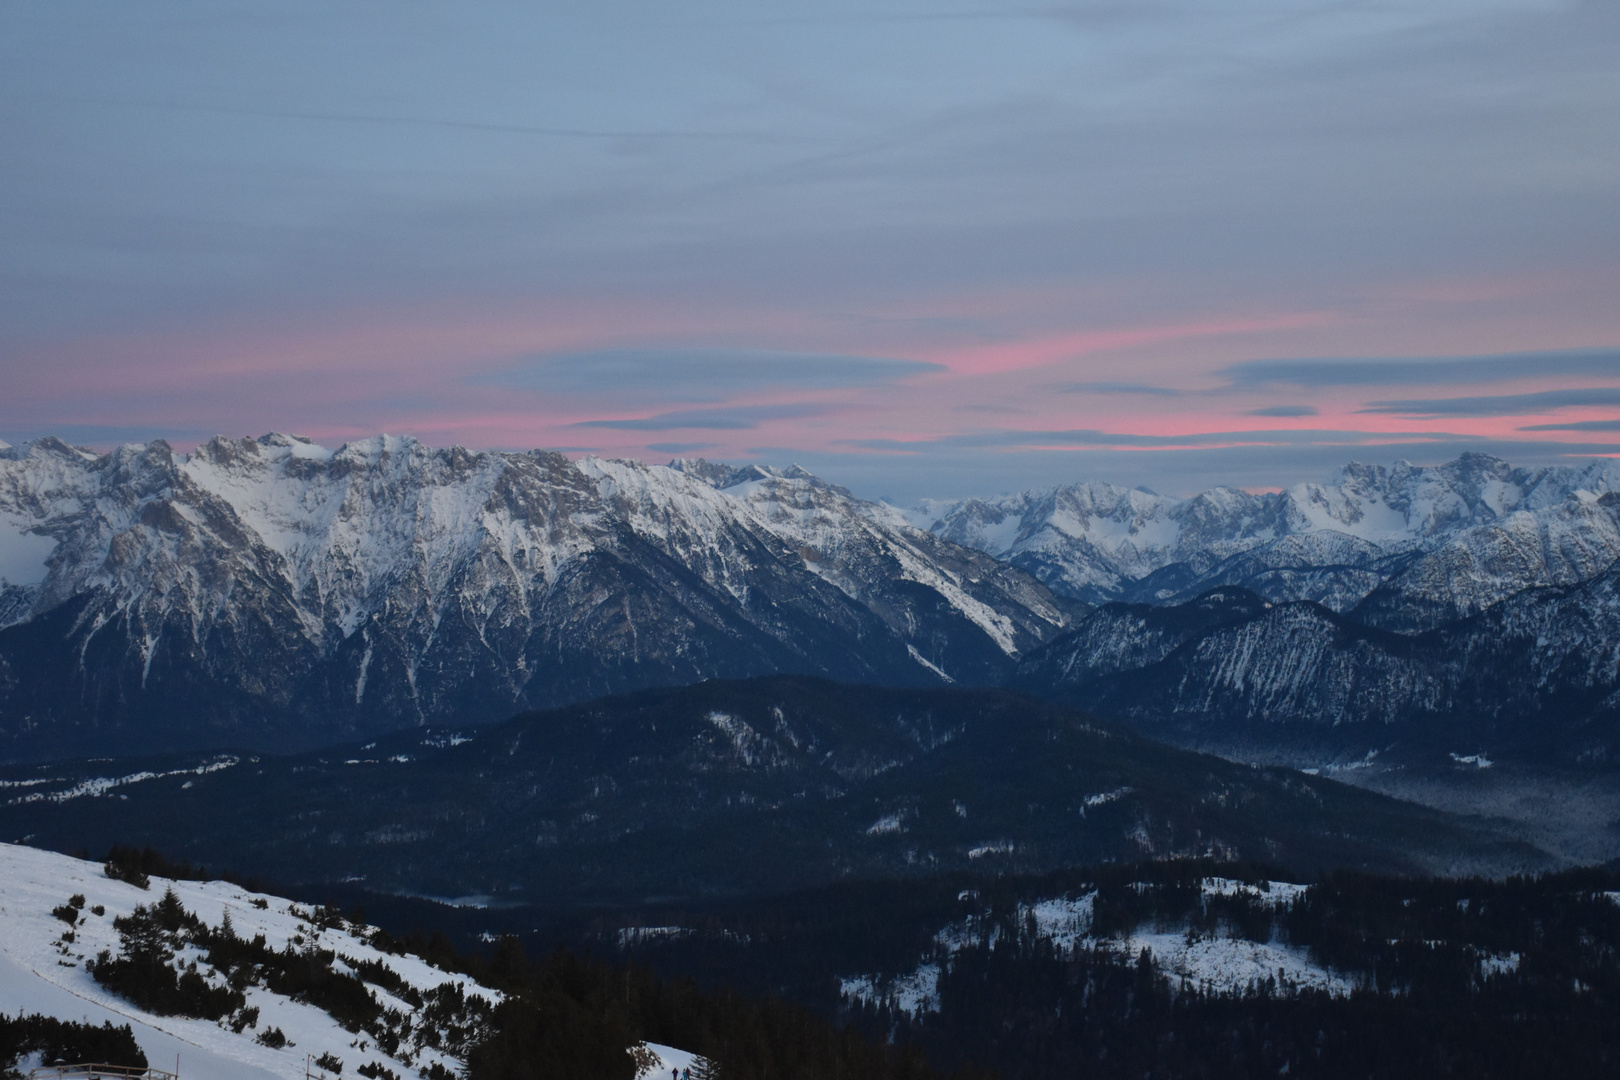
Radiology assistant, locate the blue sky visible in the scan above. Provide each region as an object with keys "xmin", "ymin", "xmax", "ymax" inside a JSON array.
[{"xmin": 2, "ymin": 1, "xmax": 1618, "ymax": 499}]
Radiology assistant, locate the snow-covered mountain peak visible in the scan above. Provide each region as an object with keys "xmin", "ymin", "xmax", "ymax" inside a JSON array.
[
  {"xmin": 0, "ymin": 436, "xmax": 99, "ymax": 465},
  {"xmin": 923, "ymin": 453, "xmax": 1620, "ymax": 616},
  {"xmin": 0, "ymin": 436, "xmax": 1078, "ymax": 757},
  {"xmin": 666, "ymin": 457, "xmax": 774, "ymax": 490}
]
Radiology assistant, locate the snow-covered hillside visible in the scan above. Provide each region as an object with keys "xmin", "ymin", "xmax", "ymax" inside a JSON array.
[
  {"xmin": 0, "ymin": 843, "xmax": 492, "ymax": 1080},
  {"xmin": 0, "ymin": 843, "xmax": 699, "ymax": 1080},
  {"xmin": 0, "ymin": 435, "xmax": 1075, "ymax": 760},
  {"xmin": 922, "ymin": 453, "xmax": 1620, "ymax": 623}
]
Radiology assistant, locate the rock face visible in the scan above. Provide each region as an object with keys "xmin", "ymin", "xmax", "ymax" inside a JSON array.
[
  {"xmin": 923, "ymin": 453, "xmax": 1620, "ymax": 628},
  {"xmin": 0, "ymin": 435, "xmax": 1077, "ymax": 760},
  {"xmin": 1016, "ymin": 571, "xmax": 1620, "ymax": 763}
]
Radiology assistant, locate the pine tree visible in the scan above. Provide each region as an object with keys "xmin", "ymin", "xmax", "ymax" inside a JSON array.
[{"xmin": 156, "ymin": 888, "xmax": 185, "ymax": 933}]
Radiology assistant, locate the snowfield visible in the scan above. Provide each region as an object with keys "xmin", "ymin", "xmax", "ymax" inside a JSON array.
[{"xmin": 1118, "ymin": 932, "xmax": 1353, "ymax": 996}]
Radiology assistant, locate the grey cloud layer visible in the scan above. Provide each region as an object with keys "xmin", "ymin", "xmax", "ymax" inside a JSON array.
[
  {"xmin": 645, "ymin": 441, "xmax": 720, "ymax": 453},
  {"xmin": 477, "ymin": 350, "xmax": 942, "ymax": 404},
  {"xmin": 842, "ymin": 427, "xmax": 1488, "ymax": 452},
  {"xmin": 3, "ymin": 3, "xmax": 1618, "ymax": 499},
  {"xmin": 1518, "ymin": 419, "xmax": 1620, "ymax": 432},
  {"xmin": 4, "ymin": 2, "xmax": 1617, "ymax": 342}
]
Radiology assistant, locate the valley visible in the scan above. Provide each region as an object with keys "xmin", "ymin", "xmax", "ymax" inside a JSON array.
[{"xmin": 0, "ymin": 678, "xmax": 1548, "ymax": 908}]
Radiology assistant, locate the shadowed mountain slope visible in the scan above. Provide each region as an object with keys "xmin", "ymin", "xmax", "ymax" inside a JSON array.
[{"xmin": 0, "ymin": 677, "xmax": 1547, "ymax": 906}]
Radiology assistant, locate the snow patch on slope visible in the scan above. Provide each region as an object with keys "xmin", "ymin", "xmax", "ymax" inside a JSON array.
[
  {"xmin": 1120, "ymin": 932, "xmax": 1352, "ymax": 996},
  {"xmin": 839, "ymin": 879, "xmax": 1350, "ymax": 1017},
  {"xmin": 6, "ymin": 757, "xmax": 240, "ymax": 805}
]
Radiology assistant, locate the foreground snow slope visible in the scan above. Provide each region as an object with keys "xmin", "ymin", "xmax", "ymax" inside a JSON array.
[{"xmin": 0, "ymin": 843, "xmax": 491, "ymax": 1080}]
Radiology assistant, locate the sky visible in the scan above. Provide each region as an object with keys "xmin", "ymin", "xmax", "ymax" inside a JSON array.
[{"xmin": 2, "ymin": 1, "xmax": 1618, "ymax": 501}]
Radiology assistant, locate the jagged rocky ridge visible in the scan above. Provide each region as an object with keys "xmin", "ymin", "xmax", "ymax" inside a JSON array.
[
  {"xmin": 921, "ymin": 452, "xmax": 1620, "ymax": 629},
  {"xmin": 5, "ymin": 434, "xmax": 1619, "ymax": 766},
  {"xmin": 1015, "ymin": 573, "xmax": 1620, "ymax": 763},
  {"xmin": 0, "ymin": 435, "xmax": 1077, "ymax": 760}
]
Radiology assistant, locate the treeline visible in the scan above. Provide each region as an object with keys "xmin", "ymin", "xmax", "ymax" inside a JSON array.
[
  {"xmin": 79, "ymin": 841, "xmax": 1620, "ymax": 1079},
  {"xmin": 879, "ymin": 930, "xmax": 1620, "ymax": 1078},
  {"xmin": 590, "ymin": 859, "xmax": 1620, "ymax": 1079},
  {"xmin": 90, "ymin": 888, "xmax": 486, "ymax": 1074},
  {"xmin": 100, "ymin": 843, "xmax": 212, "ymax": 889},
  {"xmin": 81, "ymin": 871, "xmax": 971, "ymax": 1080},
  {"xmin": 0, "ymin": 1014, "xmax": 145, "ymax": 1078},
  {"xmin": 386, "ymin": 931, "xmax": 982, "ymax": 1080},
  {"xmin": 869, "ymin": 864, "xmax": 1620, "ymax": 1079}
]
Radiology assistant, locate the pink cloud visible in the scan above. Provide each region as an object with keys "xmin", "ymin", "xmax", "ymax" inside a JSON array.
[{"xmin": 926, "ymin": 312, "xmax": 1334, "ymax": 377}]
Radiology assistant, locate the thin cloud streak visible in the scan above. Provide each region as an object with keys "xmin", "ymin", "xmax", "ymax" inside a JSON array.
[
  {"xmin": 840, "ymin": 427, "xmax": 1491, "ymax": 452},
  {"xmin": 1248, "ymin": 405, "xmax": 1319, "ymax": 418},
  {"xmin": 1519, "ymin": 419, "xmax": 1620, "ymax": 432},
  {"xmin": 1222, "ymin": 349, "xmax": 1620, "ymax": 389},
  {"xmin": 574, "ymin": 403, "xmax": 831, "ymax": 431},
  {"xmin": 1057, "ymin": 382, "xmax": 1183, "ymax": 397},
  {"xmin": 646, "ymin": 441, "xmax": 719, "ymax": 453},
  {"xmin": 44, "ymin": 95, "xmax": 805, "ymax": 143},
  {"xmin": 1361, "ymin": 388, "xmax": 1620, "ymax": 418}
]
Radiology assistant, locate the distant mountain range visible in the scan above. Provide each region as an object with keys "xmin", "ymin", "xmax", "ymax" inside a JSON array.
[
  {"xmin": 1, "ymin": 434, "xmax": 1618, "ymax": 765},
  {"xmin": 920, "ymin": 451, "xmax": 1620, "ymax": 627}
]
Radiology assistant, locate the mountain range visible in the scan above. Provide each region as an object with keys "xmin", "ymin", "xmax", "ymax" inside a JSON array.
[
  {"xmin": 0, "ymin": 434, "xmax": 1073, "ymax": 760},
  {"xmin": 2, "ymin": 434, "xmax": 1619, "ymax": 771},
  {"xmin": 1016, "ymin": 570, "xmax": 1620, "ymax": 765},
  {"xmin": 920, "ymin": 451, "xmax": 1620, "ymax": 628}
]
